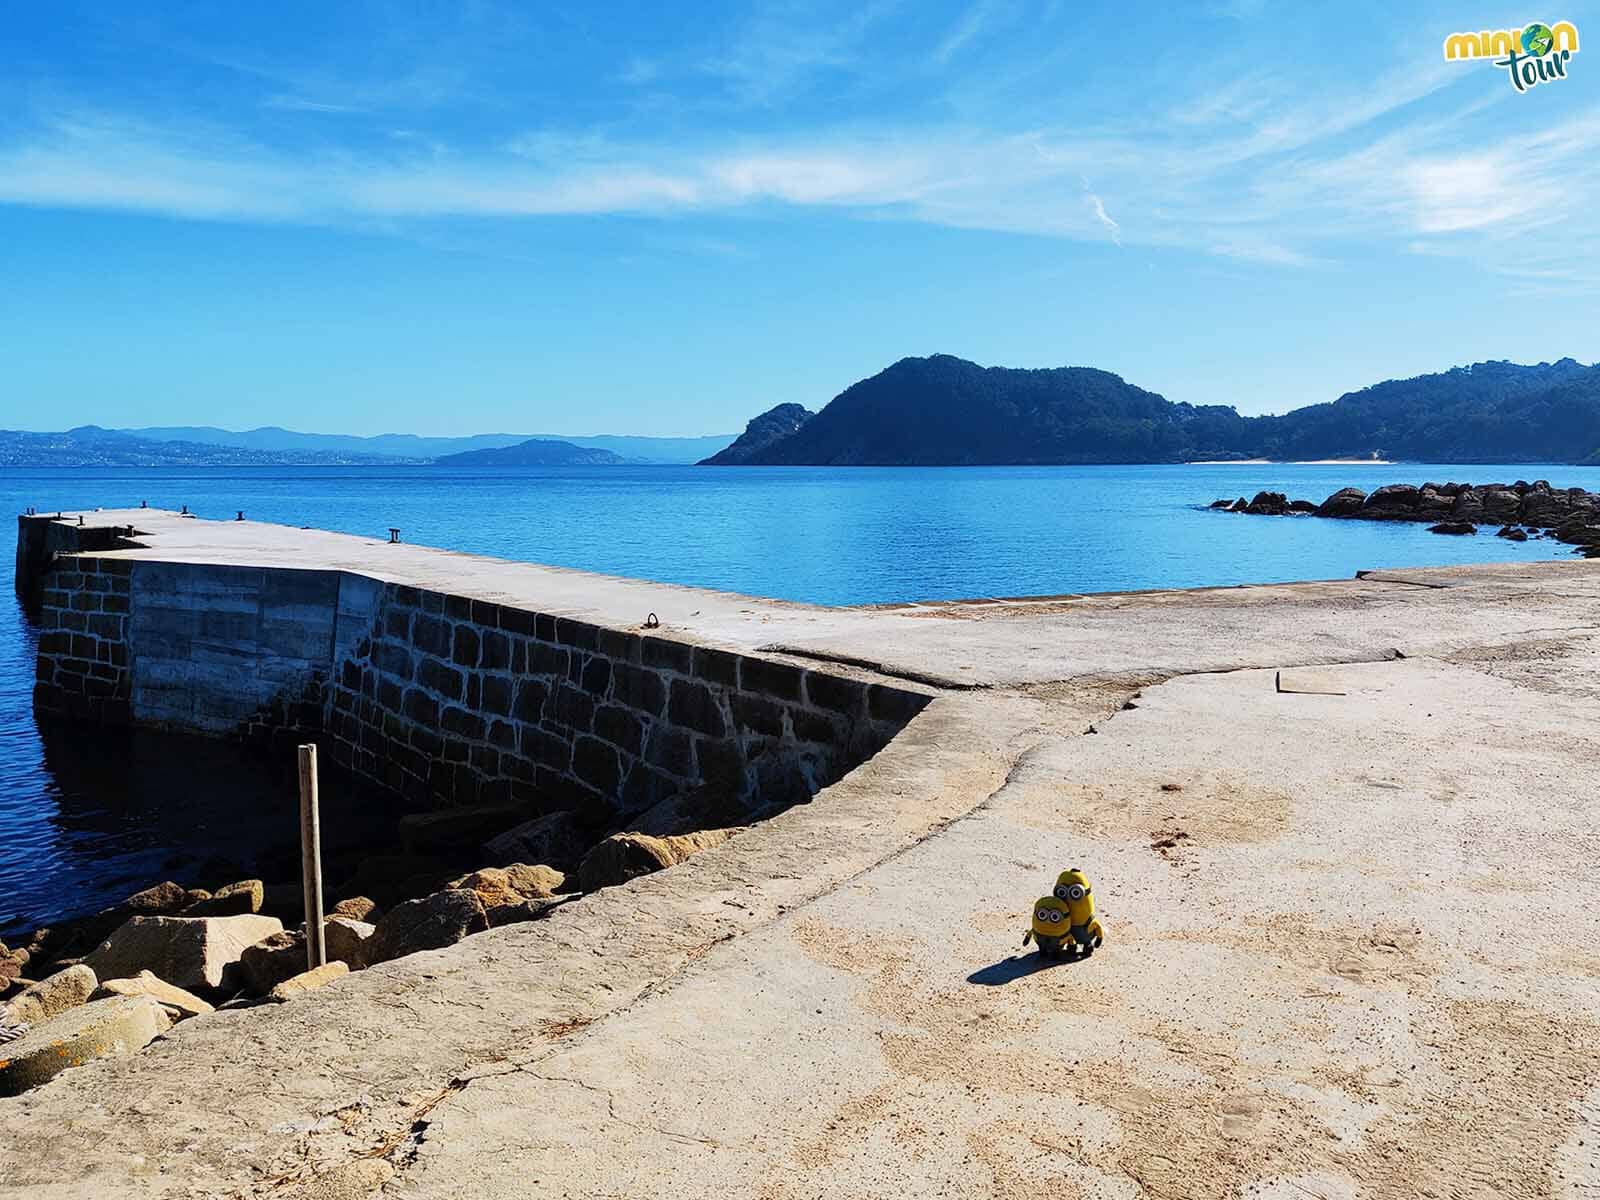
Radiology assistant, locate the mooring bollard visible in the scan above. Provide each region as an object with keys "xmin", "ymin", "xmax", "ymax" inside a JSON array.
[
  {"xmin": 298, "ymin": 744, "xmax": 328, "ymax": 971},
  {"xmin": 140, "ymin": 500, "xmax": 147, "ymax": 508},
  {"xmin": 388, "ymin": 527, "xmax": 401, "ymax": 544},
  {"xmin": 180, "ymin": 504, "xmax": 188, "ymax": 515},
  {"xmin": 236, "ymin": 511, "xmax": 245, "ymax": 521}
]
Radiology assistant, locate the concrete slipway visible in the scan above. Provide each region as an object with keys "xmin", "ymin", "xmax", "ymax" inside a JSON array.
[{"xmin": 3, "ymin": 510, "xmax": 1599, "ymax": 1199}]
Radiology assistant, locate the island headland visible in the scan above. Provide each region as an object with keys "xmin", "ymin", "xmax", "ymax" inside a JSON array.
[{"xmin": 703, "ymin": 354, "xmax": 1600, "ymax": 466}]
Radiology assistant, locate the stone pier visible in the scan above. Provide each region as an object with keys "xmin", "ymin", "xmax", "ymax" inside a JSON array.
[
  {"xmin": 19, "ymin": 511, "xmax": 928, "ymax": 827},
  {"xmin": 5, "ymin": 508, "xmax": 1600, "ymax": 1200}
]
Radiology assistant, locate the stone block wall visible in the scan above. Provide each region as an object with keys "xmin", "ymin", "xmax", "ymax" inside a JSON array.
[
  {"xmin": 29, "ymin": 547, "xmax": 932, "ymax": 826},
  {"xmin": 32, "ymin": 556, "xmax": 135, "ymax": 724},
  {"xmin": 322, "ymin": 582, "xmax": 930, "ymax": 820},
  {"xmin": 15, "ymin": 514, "xmax": 142, "ymax": 614},
  {"xmin": 124, "ymin": 563, "xmax": 381, "ymax": 736}
]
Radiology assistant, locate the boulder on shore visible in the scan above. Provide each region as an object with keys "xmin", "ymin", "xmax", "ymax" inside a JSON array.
[
  {"xmin": 22, "ymin": 880, "xmax": 219, "ymax": 969},
  {"xmin": 481, "ymin": 810, "xmax": 593, "ymax": 872},
  {"xmin": 182, "ymin": 880, "xmax": 264, "ymax": 917},
  {"xmin": 1361, "ymin": 484, "xmax": 1421, "ymax": 517},
  {"xmin": 577, "ymin": 829, "xmax": 741, "ymax": 892},
  {"xmin": 1243, "ymin": 491, "xmax": 1291, "ymax": 516},
  {"xmin": 446, "ymin": 865, "xmax": 569, "ymax": 927},
  {"xmin": 1451, "ymin": 488, "xmax": 1485, "ymax": 521},
  {"xmin": 323, "ymin": 917, "xmax": 376, "ymax": 970},
  {"xmin": 1428, "ymin": 521, "xmax": 1477, "ymax": 535},
  {"xmin": 95, "ymin": 970, "xmax": 214, "ymax": 1019},
  {"xmin": 1416, "ymin": 488, "xmax": 1455, "ymax": 518},
  {"xmin": 85, "ymin": 914, "xmax": 284, "ymax": 993},
  {"xmin": 0, "ymin": 996, "xmax": 171, "ymax": 1097},
  {"xmin": 369, "ymin": 889, "xmax": 488, "ymax": 965},
  {"xmin": 1315, "ymin": 487, "xmax": 1367, "ymax": 518},
  {"xmin": 1553, "ymin": 516, "xmax": 1600, "ymax": 546},
  {"xmin": 1521, "ymin": 487, "xmax": 1572, "ymax": 526},
  {"xmin": 239, "ymin": 930, "xmax": 309, "ymax": 995},
  {"xmin": 1480, "ymin": 487, "xmax": 1522, "ymax": 522},
  {"xmin": 331, "ymin": 896, "xmax": 381, "ymax": 922},
  {"xmin": 268, "ymin": 962, "xmax": 349, "ymax": 1003},
  {"xmin": 2, "ymin": 964, "xmax": 97, "ymax": 1027},
  {"xmin": 627, "ymin": 786, "xmax": 766, "ymax": 838},
  {"xmin": 123, "ymin": 881, "xmax": 192, "ymax": 915}
]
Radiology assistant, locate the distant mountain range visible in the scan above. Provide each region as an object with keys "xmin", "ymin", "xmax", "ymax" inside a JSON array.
[
  {"xmin": 706, "ymin": 356, "xmax": 1600, "ymax": 466},
  {"xmin": 118, "ymin": 426, "xmax": 735, "ymax": 464},
  {"xmin": 0, "ymin": 424, "xmax": 738, "ymax": 467},
  {"xmin": 0, "ymin": 426, "xmax": 396, "ymax": 467}
]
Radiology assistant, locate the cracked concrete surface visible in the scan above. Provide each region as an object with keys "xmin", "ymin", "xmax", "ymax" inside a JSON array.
[{"xmin": 2, "ymin": 512, "xmax": 1599, "ymax": 1198}]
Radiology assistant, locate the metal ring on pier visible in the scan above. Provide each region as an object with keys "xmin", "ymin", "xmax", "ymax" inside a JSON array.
[{"xmin": 644, "ymin": 612, "xmax": 660, "ymax": 629}]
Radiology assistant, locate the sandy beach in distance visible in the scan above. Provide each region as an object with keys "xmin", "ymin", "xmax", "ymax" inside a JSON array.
[{"xmin": 1188, "ymin": 457, "xmax": 1394, "ymax": 465}]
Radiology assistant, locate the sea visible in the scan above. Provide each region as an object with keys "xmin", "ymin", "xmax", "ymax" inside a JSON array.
[{"xmin": 4, "ymin": 461, "xmax": 1597, "ymax": 939}]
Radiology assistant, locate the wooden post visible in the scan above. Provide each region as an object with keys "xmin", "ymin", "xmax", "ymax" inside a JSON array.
[{"xmin": 298, "ymin": 744, "xmax": 327, "ymax": 971}]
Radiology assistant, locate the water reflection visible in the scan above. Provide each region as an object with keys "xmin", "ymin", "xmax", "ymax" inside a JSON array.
[{"xmin": 3, "ymin": 722, "xmax": 405, "ymax": 941}]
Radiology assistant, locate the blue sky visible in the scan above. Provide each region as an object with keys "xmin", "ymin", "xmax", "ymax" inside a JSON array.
[{"xmin": 1, "ymin": 1, "xmax": 1597, "ymax": 436}]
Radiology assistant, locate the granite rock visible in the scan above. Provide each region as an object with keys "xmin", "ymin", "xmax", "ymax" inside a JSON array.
[
  {"xmin": 369, "ymin": 890, "xmax": 488, "ymax": 964},
  {"xmin": 268, "ymin": 962, "xmax": 350, "ymax": 1003},
  {"xmin": 85, "ymin": 914, "xmax": 284, "ymax": 992},
  {"xmin": 3, "ymin": 964, "xmax": 97, "ymax": 1027},
  {"xmin": 577, "ymin": 829, "xmax": 740, "ymax": 891},
  {"xmin": 94, "ymin": 970, "xmax": 214, "ymax": 1020},
  {"xmin": 0, "ymin": 996, "xmax": 171, "ymax": 1097}
]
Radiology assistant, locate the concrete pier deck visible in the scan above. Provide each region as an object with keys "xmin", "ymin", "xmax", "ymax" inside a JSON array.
[{"xmin": 4, "ymin": 511, "xmax": 1600, "ymax": 1199}]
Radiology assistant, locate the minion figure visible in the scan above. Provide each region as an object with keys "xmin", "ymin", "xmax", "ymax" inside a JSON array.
[
  {"xmin": 1050, "ymin": 868, "xmax": 1105, "ymax": 956},
  {"xmin": 1023, "ymin": 896, "xmax": 1074, "ymax": 958}
]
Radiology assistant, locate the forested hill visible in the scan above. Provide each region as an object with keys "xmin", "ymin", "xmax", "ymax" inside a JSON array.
[
  {"xmin": 1253, "ymin": 358, "xmax": 1600, "ymax": 462},
  {"xmin": 708, "ymin": 355, "xmax": 1600, "ymax": 466},
  {"xmin": 698, "ymin": 403, "xmax": 815, "ymax": 465},
  {"xmin": 729, "ymin": 356, "xmax": 1250, "ymax": 465}
]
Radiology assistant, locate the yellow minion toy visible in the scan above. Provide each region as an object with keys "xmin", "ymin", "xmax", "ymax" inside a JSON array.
[
  {"xmin": 1049, "ymin": 868, "xmax": 1105, "ymax": 956},
  {"xmin": 1023, "ymin": 895, "xmax": 1074, "ymax": 957}
]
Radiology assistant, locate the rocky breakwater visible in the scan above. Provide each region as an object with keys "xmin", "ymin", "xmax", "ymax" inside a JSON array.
[
  {"xmin": 1210, "ymin": 481, "xmax": 1600, "ymax": 554},
  {"xmin": 0, "ymin": 777, "xmax": 787, "ymax": 1098}
]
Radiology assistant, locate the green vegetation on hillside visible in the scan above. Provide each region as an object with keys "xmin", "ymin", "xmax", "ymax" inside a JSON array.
[{"xmin": 714, "ymin": 355, "xmax": 1600, "ymax": 466}]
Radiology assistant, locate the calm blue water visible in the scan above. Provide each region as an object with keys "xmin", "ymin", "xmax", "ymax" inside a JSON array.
[{"xmin": 3, "ymin": 462, "xmax": 1596, "ymax": 940}]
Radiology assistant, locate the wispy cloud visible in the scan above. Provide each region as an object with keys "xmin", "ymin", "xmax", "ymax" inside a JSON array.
[
  {"xmin": 2, "ymin": 11, "xmax": 1597, "ymax": 285},
  {"xmin": 696, "ymin": 1, "xmax": 903, "ymax": 105},
  {"xmin": 932, "ymin": 1, "xmax": 999, "ymax": 64},
  {"xmin": 261, "ymin": 95, "xmax": 364, "ymax": 115},
  {"xmin": 1082, "ymin": 185, "xmax": 1121, "ymax": 245}
]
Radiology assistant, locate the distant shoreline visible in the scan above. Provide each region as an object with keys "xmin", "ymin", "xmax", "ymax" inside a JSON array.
[{"xmin": 1187, "ymin": 458, "xmax": 1395, "ymax": 466}]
